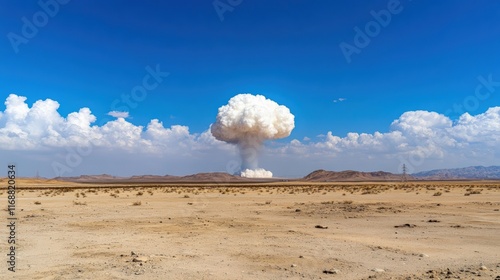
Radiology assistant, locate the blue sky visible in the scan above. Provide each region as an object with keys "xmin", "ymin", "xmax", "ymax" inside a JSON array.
[{"xmin": 1, "ymin": 1, "xmax": 499, "ymax": 177}]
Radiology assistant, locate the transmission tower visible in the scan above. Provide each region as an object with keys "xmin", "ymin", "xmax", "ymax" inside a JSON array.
[{"xmin": 401, "ymin": 164, "xmax": 408, "ymax": 183}]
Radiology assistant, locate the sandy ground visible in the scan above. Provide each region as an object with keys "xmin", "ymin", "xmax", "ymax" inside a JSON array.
[{"xmin": 2, "ymin": 181, "xmax": 500, "ymax": 279}]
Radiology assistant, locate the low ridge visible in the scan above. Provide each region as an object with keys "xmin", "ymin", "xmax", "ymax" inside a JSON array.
[{"xmin": 304, "ymin": 169, "xmax": 407, "ymax": 182}]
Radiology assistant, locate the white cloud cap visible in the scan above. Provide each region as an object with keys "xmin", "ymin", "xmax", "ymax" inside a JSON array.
[{"xmin": 240, "ymin": 168, "xmax": 273, "ymax": 178}]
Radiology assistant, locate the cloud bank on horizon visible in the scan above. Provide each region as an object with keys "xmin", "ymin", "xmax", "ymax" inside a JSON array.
[{"xmin": 0, "ymin": 93, "xmax": 499, "ymax": 178}]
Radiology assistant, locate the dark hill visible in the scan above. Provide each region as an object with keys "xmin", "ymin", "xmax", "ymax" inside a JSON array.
[{"xmin": 304, "ymin": 169, "xmax": 407, "ymax": 182}]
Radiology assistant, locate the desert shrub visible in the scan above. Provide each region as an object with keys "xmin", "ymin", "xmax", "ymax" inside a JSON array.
[{"xmin": 73, "ymin": 201, "xmax": 87, "ymax": 206}]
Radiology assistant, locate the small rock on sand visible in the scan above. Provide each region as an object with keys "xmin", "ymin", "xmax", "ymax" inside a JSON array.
[
  {"xmin": 315, "ymin": 225, "xmax": 328, "ymax": 229},
  {"xmin": 394, "ymin": 223, "xmax": 417, "ymax": 228},
  {"xmin": 323, "ymin": 269, "xmax": 340, "ymax": 274},
  {"xmin": 132, "ymin": 256, "xmax": 149, "ymax": 263},
  {"xmin": 372, "ymin": 268, "xmax": 385, "ymax": 273}
]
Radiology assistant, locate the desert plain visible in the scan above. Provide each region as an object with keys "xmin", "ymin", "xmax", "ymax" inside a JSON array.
[{"xmin": 2, "ymin": 179, "xmax": 500, "ymax": 280}]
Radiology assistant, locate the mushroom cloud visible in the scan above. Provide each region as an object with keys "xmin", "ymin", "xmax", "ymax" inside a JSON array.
[{"xmin": 211, "ymin": 93, "xmax": 295, "ymax": 178}]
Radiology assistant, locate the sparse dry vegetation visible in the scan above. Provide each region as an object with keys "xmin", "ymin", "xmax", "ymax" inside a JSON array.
[
  {"xmin": 4, "ymin": 178, "xmax": 500, "ymax": 279},
  {"xmin": 73, "ymin": 201, "xmax": 87, "ymax": 206}
]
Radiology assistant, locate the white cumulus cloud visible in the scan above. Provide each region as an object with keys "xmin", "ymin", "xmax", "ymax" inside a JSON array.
[
  {"xmin": 0, "ymin": 94, "xmax": 499, "ymax": 178},
  {"xmin": 274, "ymin": 107, "xmax": 500, "ymax": 174},
  {"xmin": 107, "ymin": 111, "xmax": 130, "ymax": 118}
]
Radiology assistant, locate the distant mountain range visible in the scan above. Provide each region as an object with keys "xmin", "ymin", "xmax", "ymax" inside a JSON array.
[
  {"xmin": 302, "ymin": 166, "xmax": 500, "ymax": 181},
  {"xmin": 412, "ymin": 166, "xmax": 500, "ymax": 180},
  {"xmin": 50, "ymin": 166, "xmax": 500, "ymax": 183},
  {"xmin": 54, "ymin": 173, "xmax": 264, "ymax": 183},
  {"xmin": 303, "ymin": 169, "xmax": 410, "ymax": 182}
]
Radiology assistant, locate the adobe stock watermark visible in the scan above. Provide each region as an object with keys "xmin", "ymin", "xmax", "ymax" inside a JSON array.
[
  {"xmin": 398, "ymin": 73, "xmax": 499, "ymax": 175},
  {"xmin": 339, "ymin": 0, "xmax": 404, "ymax": 64},
  {"xmin": 398, "ymin": 146, "xmax": 435, "ymax": 176},
  {"xmin": 444, "ymin": 74, "xmax": 500, "ymax": 118},
  {"xmin": 51, "ymin": 64, "xmax": 170, "ymax": 177},
  {"xmin": 213, "ymin": 0, "xmax": 242, "ymax": 21},
  {"xmin": 110, "ymin": 64, "xmax": 169, "ymax": 112},
  {"xmin": 7, "ymin": 0, "xmax": 71, "ymax": 54}
]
